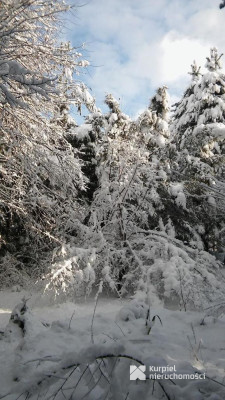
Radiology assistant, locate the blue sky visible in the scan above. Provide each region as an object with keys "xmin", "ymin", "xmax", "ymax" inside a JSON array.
[{"xmin": 64, "ymin": 0, "xmax": 225, "ymax": 119}]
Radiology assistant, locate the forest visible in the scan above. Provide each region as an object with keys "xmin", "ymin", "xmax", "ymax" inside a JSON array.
[{"xmin": 0, "ymin": 1, "xmax": 225, "ymax": 399}]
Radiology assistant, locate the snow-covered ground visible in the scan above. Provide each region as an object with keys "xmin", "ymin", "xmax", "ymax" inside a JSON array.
[{"xmin": 0, "ymin": 290, "xmax": 225, "ymax": 399}]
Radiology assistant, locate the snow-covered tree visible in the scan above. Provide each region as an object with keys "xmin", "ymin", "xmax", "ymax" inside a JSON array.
[
  {"xmin": 1, "ymin": 6, "xmax": 224, "ymax": 313},
  {"xmin": 66, "ymin": 113, "xmax": 102, "ymax": 203},
  {"xmin": 138, "ymin": 86, "xmax": 170, "ymax": 149},
  {"xmin": 45, "ymin": 92, "xmax": 225, "ymax": 309},
  {"xmin": 51, "ymin": 64, "xmax": 100, "ymax": 203},
  {"xmin": 170, "ymin": 48, "xmax": 225, "ymax": 253},
  {"xmin": 0, "ymin": 0, "xmax": 92, "ymax": 285},
  {"xmin": 172, "ymin": 49, "xmax": 225, "ymax": 174}
]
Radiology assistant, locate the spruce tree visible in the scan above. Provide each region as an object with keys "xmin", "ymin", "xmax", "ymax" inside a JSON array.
[
  {"xmin": 52, "ymin": 64, "xmax": 100, "ymax": 204},
  {"xmin": 171, "ymin": 48, "xmax": 225, "ymax": 253},
  {"xmin": 138, "ymin": 86, "xmax": 170, "ymax": 149},
  {"xmin": 47, "ymin": 88, "xmax": 225, "ymax": 307}
]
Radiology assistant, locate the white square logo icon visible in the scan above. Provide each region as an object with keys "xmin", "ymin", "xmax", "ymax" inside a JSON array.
[{"xmin": 130, "ymin": 365, "xmax": 146, "ymax": 380}]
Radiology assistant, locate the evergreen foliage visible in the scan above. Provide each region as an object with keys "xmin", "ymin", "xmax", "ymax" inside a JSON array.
[
  {"xmin": 46, "ymin": 81, "xmax": 225, "ymax": 309},
  {"xmin": 0, "ymin": 1, "xmax": 224, "ymax": 310},
  {"xmin": 170, "ymin": 48, "xmax": 225, "ymax": 253}
]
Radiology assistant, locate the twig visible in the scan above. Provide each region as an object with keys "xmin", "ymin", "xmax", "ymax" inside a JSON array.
[
  {"xmin": 102, "ymin": 333, "xmax": 118, "ymax": 342},
  {"xmin": 68, "ymin": 365, "xmax": 89, "ymax": 400},
  {"xmin": 80, "ymin": 366, "xmax": 104, "ymax": 400},
  {"xmin": 157, "ymin": 381, "xmax": 172, "ymax": 400},
  {"xmin": 114, "ymin": 321, "xmax": 126, "ymax": 337},
  {"xmin": 91, "ymin": 281, "xmax": 103, "ymax": 344},
  {"xmin": 68, "ymin": 309, "xmax": 76, "ymax": 330},
  {"xmin": 205, "ymin": 374, "xmax": 225, "ymax": 388}
]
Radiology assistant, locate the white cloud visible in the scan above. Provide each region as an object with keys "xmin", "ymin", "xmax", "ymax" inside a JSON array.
[
  {"xmin": 159, "ymin": 32, "xmax": 209, "ymax": 84},
  {"xmin": 67, "ymin": 0, "xmax": 225, "ymax": 116}
]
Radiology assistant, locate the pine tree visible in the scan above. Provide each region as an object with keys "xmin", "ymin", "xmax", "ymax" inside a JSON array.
[
  {"xmin": 171, "ymin": 48, "xmax": 225, "ymax": 253},
  {"xmin": 45, "ymin": 87, "xmax": 225, "ymax": 307},
  {"xmin": 138, "ymin": 86, "xmax": 170, "ymax": 149},
  {"xmin": 66, "ymin": 111, "xmax": 102, "ymax": 203},
  {"xmin": 51, "ymin": 61, "xmax": 100, "ymax": 204}
]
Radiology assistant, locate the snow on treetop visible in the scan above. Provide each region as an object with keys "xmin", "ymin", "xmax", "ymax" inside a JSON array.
[
  {"xmin": 188, "ymin": 60, "xmax": 202, "ymax": 82},
  {"xmin": 205, "ymin": 47, "xmax": 223, "ymax": 72}
]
